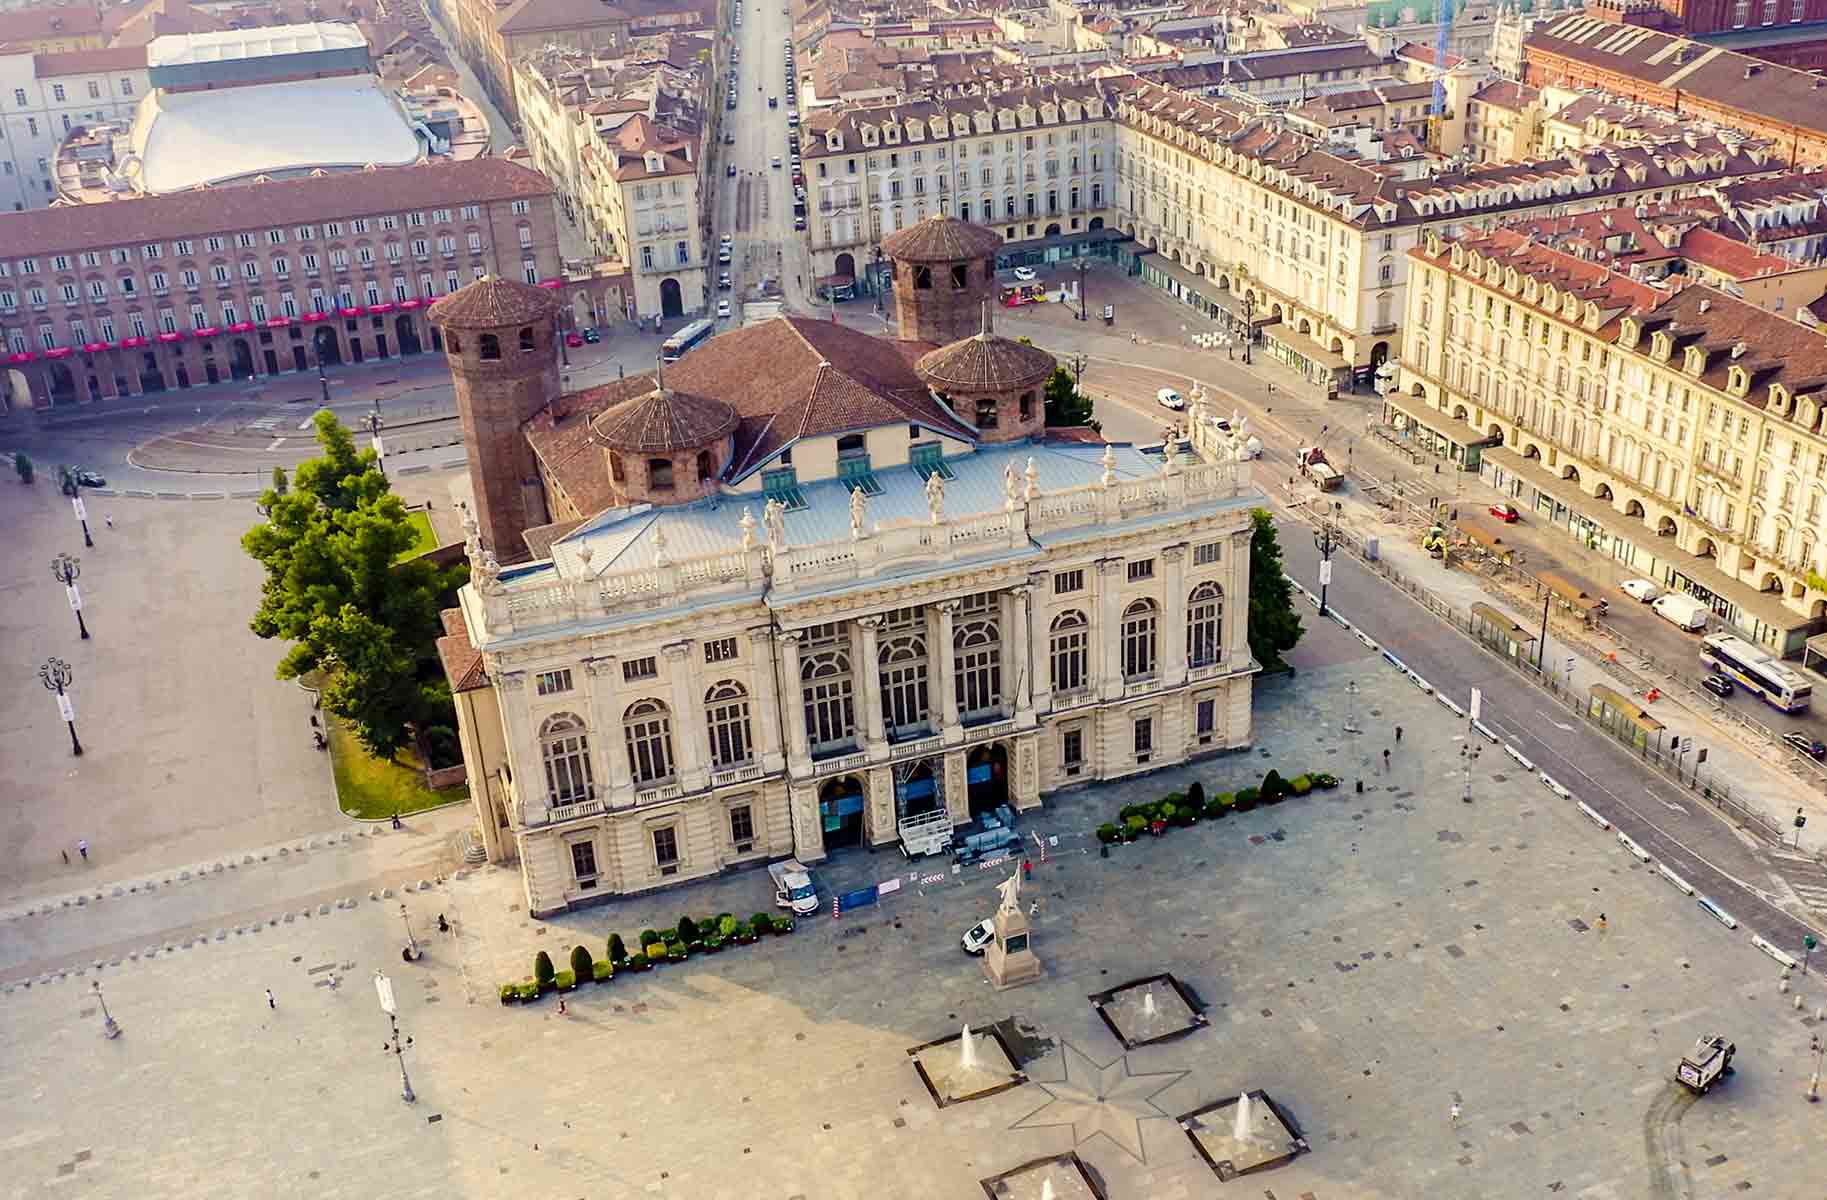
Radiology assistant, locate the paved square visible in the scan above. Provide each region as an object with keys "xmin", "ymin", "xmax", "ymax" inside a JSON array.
[{"xmin": 1, "ymin": 633, "xmax": 1822, "ymax": 1198}]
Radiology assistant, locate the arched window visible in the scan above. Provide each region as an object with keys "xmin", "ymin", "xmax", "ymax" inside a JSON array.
[
  {"xmin": 1019, "ymin": 391, "xmax": 1034, "ymax": 421},
  {"xmin": 1187, "ymin": 582, "xmax": 1223, "ymax": 668},
  {"xmin": 478, "ymin": 332, "xmax": 500, "ymax": 360},
  {"xmin": 623, "ymin": 700, "xmax": 675, "ymax": 785},
  {"xmin": 953, "ymin": 618, "xmax": 1002, "ymax": 717},
  {"xmin": 801, "ymin": 650, "xmax": 856, "ymax": 752},
  {"xmin": 950, "ymin": 263, "xmax": 969, "ymax": 289},
  {"xmin": 518, "ymin": 325, "xmax": 535, "ymax": 352},
  {"xmin": 976, "ymin": 396, "xmax": 999, "ymax": 428},
  {"xmin": 878, "ymin": 634, "xmax": 930, "ymax": 732},
  {"xmin": 610, "ymin": 451, "xmax": 625, "ymax": 484},
  {"xmin": 706, "ymin": 682, "xmax": 751, "ymax": 769},
  {"xmin": 447, "ymin": 332, "xmax": 462, "ymax": 354},
  {"xmin": 1049, "ymin": 610, "xmax": 1087, "ymax": 693},
  {"xmin": 1121, "ymin": 599, "xmax": 1157, "ymax": 680},
  {"xmin": 696, "ymin": 449, "xmax": 716, "ymax": 483},
  {"xmin": 648, "ymin": 458, "xmax": 674, "ymax": 490},
  {"xmin": 540, "ymin": 713, "xmax": 594, "ymax": 804}
]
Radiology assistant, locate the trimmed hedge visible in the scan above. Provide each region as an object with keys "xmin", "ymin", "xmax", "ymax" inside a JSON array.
[
  {"xmin": 592, "ymin": 959, "xmax": 615, "ymax": 982},
  {"xmin": 534, "ymin": 950, "xmax": 556, "ymax": 988}
]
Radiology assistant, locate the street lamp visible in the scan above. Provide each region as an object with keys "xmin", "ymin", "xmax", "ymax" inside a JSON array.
[
  {"xmin": 92, "ymin": 979, "xmax": 120, "ymax": 1039},
  {"xmin": 1240, "ymin": 291, "xmax": 1254, "ymax": 365},
  {"xmin": 50, "ymin": 553, "xmax": 89, "ymax": 640},
  {"xmin": 318, "ymin": 367, "xmax": 330, "ymax": 406},
  {"xmin": 1073, "ymin": 257, "xmax": 1090, "ymax": 321},
  {"xmin": 400, "ymin": 902, "xmax": 420, "ymax": 961},
  {"xmin": 871, "ymin": 244, "xmax": 885, "ymax": 316},
  {"xmin": 365, "ymin": 402, "xmax": 387, "ymax": 482},
  {"xmin": 373, "ymin": 970, "xmax": 416, "ymax": 1104},
  {"xmin": 39, "ymin": 656, "xmax": 82, "ymax": 757},
  {"xmin": 1459, "ymin": 739, "xmax": 1481, "ymax": 804},
  {"xmin": 1313, "ymin": 500, "xmax": 1342, "ymax": 618},
  {"xmin": 1343, "ymin": 680, "xmax": 1361, "ymax": 734}
]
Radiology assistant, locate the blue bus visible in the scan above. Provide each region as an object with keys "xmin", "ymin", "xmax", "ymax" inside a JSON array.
[{"xmin": 660, "ymin": 318, "xmax": 716, "ymax": 362}]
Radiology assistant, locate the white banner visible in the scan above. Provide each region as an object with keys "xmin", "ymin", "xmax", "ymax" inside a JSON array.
[
  {"xmin": 1469, "ymin": 687, "xmax": 1482, "ymax": 722},
  {"xmin": 1319, "ymin": 558, "xmax": 1333, "ymax": 586},
  {"xmin": 71, "ymin": 497, "xmax": 88, "ymax": 521},
  {"xmin": 56, "ymin": 693, "xmax": 74, "ymax": 722},
  {"xmin": 67, "ymin": 584, "xmax": 82, "ymax": 612}
]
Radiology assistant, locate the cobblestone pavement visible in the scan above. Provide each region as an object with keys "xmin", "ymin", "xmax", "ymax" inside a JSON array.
[{"xmin": 4, "ymin": 662, "xmax": 1822, "ymax": 1200}]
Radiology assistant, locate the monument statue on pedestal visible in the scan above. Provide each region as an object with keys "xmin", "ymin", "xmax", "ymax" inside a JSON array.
[{"xmin": 983, "ymin": 868, "xmax": 1043, "ymax": 991}]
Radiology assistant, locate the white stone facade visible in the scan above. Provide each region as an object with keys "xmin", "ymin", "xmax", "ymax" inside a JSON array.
[{"xmin": 450, "ymin": 431, "xmax": 1262, "ymax": 916}]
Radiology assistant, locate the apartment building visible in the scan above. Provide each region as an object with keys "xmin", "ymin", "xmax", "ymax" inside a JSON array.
[
  {"xmin": 0, "ymin": 45, "xmax": 149, "ymax": 211},
  {"xmin": 1392, "ymin": 226, "xmax": 1827, "ymax": 653},
  {"xmin": 0, "ymin": 158, "xmax": 558, "ymax": 411},
  {"xmin": 799, "ymin": 81, "xmax": 1121, "ymax": 297}
]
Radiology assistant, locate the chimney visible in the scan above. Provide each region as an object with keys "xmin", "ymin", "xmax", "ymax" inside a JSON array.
[{"xmin": 1698, "ymin": 298, "xmax": 1709, "ymax": 313}]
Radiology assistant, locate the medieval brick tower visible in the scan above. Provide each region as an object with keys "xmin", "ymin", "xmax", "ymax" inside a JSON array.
[
  {"xmin": 428, "ymin": 276, "xmax": 563, "ymax": 561},
  {"xmin": 881, "ymin": 215, "xmax": 1003, "ymax": 345}
]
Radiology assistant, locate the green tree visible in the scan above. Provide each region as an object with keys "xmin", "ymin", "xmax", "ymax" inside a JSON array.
[
  {"xmin": 13, "ymin": 452, "xmax": 32, "ymax": 484},
  {"xmin": 1042, "ymin": 366, "xmax": 1099, "ymax": 431},
  {"xmin": 1247, "ymin": 508, "xmax": 1304, "ymax": 672},
  {"xmin": 270, "ymin": 465, "xmax": 289, "ymax": 496},
  {"xmin": 242, "ymin": 409, "xmax": 463, "ymax": 759}
]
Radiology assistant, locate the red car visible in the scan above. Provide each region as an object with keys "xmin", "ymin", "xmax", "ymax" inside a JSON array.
[
  {"xmin": 1489, "ymin": 502, "xmax": 1520, "ymax": 523},
  {"xmin": 565, "ymin": 333, "xmax": 584, "ymax": 348}
]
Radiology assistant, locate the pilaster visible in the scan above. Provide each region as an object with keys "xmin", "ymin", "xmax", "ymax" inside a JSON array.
[
  {"xmin": 1096, "ymin": 558, "xmax": 1125, "ymax": 701},
  {"xmin": 582, "ymin": 655, "xmax": 628, "ymax": 803},
  {"xmin": 1008, "ymin": 585, "xmax": 1034, "ymax": 720},
  {"xmin": 931, "ymin": 600, "xmax": 962, "ymax": 744},
  {"xmin": 496, "ymin": 671, "xmax": 545, "ymax": 826},
  {"xmin": 748, "ymin": 627, "xmax": 786, "ymax": 772},
  {"xmin": 664, "ymin": 641, "xmax": 710, "ymax": 792},
  {"xmin": 1027, "ymin": 571, "xmax": 1052, "ymax": 716},
  {"xmin": 1161, "ymin": 544, "xmax": 1188, "ymax": 687},
  {"xmin": 943, "ymin": 748, "xmax": 969, "ymax": 826},
  {"xmin": 778, "ymin": 631, "xmax": 811, "ymax": 771},
  {"xmin": 855, "ymin": 615, "xmax": 887, "ymax": 758},
  {"xmin": 789, "ymin": 780, "xmax": 826, "ymax": 862},
  {"xmin": 1230, "ymin": 528, "xmax": 1253, "ymax": 662}
]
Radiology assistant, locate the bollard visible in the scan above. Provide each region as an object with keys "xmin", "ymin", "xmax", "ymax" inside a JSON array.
[
  {"xmin": 1099, "ymin": 843, "xmax": 1109, "ymax": 859},
  {"xmin": 1355, "ymin": 779, "xmax": 1364, "ymax": 793}
]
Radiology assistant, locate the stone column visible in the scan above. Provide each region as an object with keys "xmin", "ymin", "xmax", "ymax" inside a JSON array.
[
  {"xmin": 943, "ymin": 748, "xmax": 969, "ymax": 826},
  {"xmin": 748, "ymin": 627, "xmax": 785, "ymax": 773},
  {"xmin": 665, "ymin": 641, "xmax": 710, "ymax": 791},
  {"xmin": 855, "ymin": 616, "xmax": 886, "ymax": 755},
  {"xmin": 1097, "ymin": 559, "xmax": 1126, "ymax": 700},
  {"xmin": 930, "ymin": 600, "xmax": 961, "ymax": 742},
  {"xmin": 778, "ymin": 631, "xmax": 810, "ymax": 770},
  {"xmin": 1161, "ymin": 544, "xmax": 1188, "ymax": 687},
  {"xmin": 789, "ymin": 781, "xmax": 825, "ymax": 862},
  {"xmin": 1028, "ymin": 571, "xmax": 1052, "ymax": 716},
  {"xmin": 496, "ymin": 671, "xmax": 544, "ymax": 825},
  {"xmin": 1230, "ymin": 528, "xmax": 1253, "ymax": 662},
  {"xmin": 582, "ymin": 656, "xmax": 628, "ymax": 803},
  {"xmin": 1008, "ymin": 585, "xmax": 1034, "ymax": 719}
]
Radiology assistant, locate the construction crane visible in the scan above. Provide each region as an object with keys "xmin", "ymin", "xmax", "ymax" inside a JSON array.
[{"xmin": 1426, "ymin": 0, "xmax": 1454, "ymax": 152}]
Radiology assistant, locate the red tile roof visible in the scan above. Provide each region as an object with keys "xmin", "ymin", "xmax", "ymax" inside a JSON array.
[
  {"xmin": 1675, "ymin": 227, "xmax": 1798, "ymax": 279},
  {"xmin": 436, "ymin": 607, "xmax": 487, "ymax": 692},
  {"xmin": 0, "ymin": 158, "xmax": 553, "ymax": 258},
  {"xmin": 0, "ymin": 3, "xmax": 107, "ymax": 41},
  {"xmin": 428, "ymin": 275, "xmax": 561, "ymax": 329},
  {"xmin": 32, "ymin": 45, "xmax": 149, "ymax": 75},
  {"xmin": 525, "ymin": 373, "xmax": 653, "ymax": 518}
]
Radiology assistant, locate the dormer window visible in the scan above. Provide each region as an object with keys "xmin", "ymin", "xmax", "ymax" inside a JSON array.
[
  {"xmin": 645, "ymin": 152, "xmax": 662, "ymax": 172},
  {"xmin": 1727, "ymin": 367, "xmax": 1748, "ymax": 396}
]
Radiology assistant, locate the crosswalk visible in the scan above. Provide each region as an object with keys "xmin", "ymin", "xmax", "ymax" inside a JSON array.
[
  {"xmin": 242, "ymin": 414, "xmax": 285, "ymax": 433},
  {"xmin": 1772, "ymin": 850, "xmax": 1827, "ymax": 912}
]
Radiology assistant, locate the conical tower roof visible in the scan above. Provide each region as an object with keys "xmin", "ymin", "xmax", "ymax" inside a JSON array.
[
  {"xmin": 915, "ymin": 301, "xmax": 1055, "ymax": 392},
  {"xmin": 880, "ymin": 214, "xmax": 1004, "ymax": 263},
  {"xmin": 589, "ymin": 383, "xmax": 739, "ymax": 454},
  {"xmin": 427, "ymin": 275, "xmax": 560, "ymax": 329}
]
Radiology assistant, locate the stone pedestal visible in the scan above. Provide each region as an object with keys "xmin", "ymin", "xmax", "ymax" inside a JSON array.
[{"xmin": 982, "ymin": 903, "xmax": 1043, "ymax": 991}]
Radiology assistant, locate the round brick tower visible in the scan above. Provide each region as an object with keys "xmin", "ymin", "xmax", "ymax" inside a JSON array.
[
  {"xmin": 588, "ymin": 382, "xmax": 740, "ymax": 506},
  {"xmin": 915, "ymin": 301, "xmax": 1055, "ymax": 442},
  {"xmin": 428, "ymin": 276, "xmax": 563, "ymax": 562},
  {"xmin": 881, "ymin": 215, "xmax": 1003, "ymax": 345}
]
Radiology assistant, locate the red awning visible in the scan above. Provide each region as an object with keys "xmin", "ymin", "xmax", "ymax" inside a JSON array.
[
  {"xmin": 338, "ymin": 306, "xmax": 365, "ymax": 317},
  {"xmin": 8, "ymin": 350, "xmax": 38, "ymax": 363},
  {"xmin": 227, "ymin": 321, "xmax": 257, "ymax": 334},
  {"xmin": 44, "ymin": 346, "xmax": 74, "ymax": 359},
  {"xmin": 156, "ymin": 332, "xmax": 182, "ymax": 343},
  {"xmin": 538, "ymin": 279, "xmax": 562, "ymax": 289},
  {"xmin": 302, "ymin": 311, "xmax": 329, "ymax": 322},
  {"xmin": 367, "ymin": 302, "xmax": 395, "ymax": 314},
  {"xmin": 192, "ymin": 326, "xmax": 221, "ymax": 338},
  {"xmin": 118, "ymin": 336, "xmax": 148, "ymax": 348},
  {"xmin": 264, "ymin": 317, "xmax": 292, "ymax": 328},
  {"xmin": 397, "ymin": 299, "xmax": 423, "ymax": 310},
  {"xmin": 81, "ymin": 341, "xmax": 111, "ymax": 353}
]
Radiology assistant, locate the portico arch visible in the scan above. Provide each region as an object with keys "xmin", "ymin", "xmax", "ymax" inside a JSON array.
[
  {"xmin": 818, "ymin": 775, "xmax": 866, "ymax": 849},
  {"xmin": 965, "ymin": 742, "xmax": 1009, "ymax": 817}
]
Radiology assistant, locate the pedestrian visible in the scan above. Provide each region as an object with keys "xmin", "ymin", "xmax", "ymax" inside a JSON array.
[
  {"xmin": 1382, "ymin": 748, "xmax": 1390, "ymax": 772},
  {"xmin": 390, "ymin": 812, "xmax": 403, "ymax": 830},
  {"xmin": 61, "ymin": 848, "xmax": 69, "ymax": 865},
  {"xmin": 265, "ymin": 988, "xmax": 276, "ymax": 1009},
  {"xmin": 557, "ymin": 996, "xmax": 567, "ymax": 1016},
  {"xmin": 77, "ymin": 839, "xmax": 88, "ymax": 861},
  {"xmin": 1597, "ymin": 912, "xmax": 1607, "ymax": 934},
  {"xmin": 1395, "ymin": 725, "xmax": 1403, "ymax": 743},
  {"xmin": 437, "ymin": 913, "xmax": 450, "ymax": 934},
  {"xmin": 104, "ymin": 514, "xmax": 113, "ymax": 529},
  {"xmin": 1450, "ymin": 1100, "xmax": 1461, "ymax": 1123}
]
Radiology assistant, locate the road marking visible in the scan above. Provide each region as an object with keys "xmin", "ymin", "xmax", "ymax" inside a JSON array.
[
  {"xmin": 265, "ymin": 438, "xmax": 285, "ymax": 451},
  {"xmin": 1537, "ymin": 710, "xmax": 1574, "ymax": 732}
]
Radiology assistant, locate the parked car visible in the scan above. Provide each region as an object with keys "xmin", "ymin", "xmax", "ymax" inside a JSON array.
[
  {"xmin": 771, "ymin": 155, "xmax": 781, "ymax": 169},
  {"xmin": 727, "ymin": 163, "xmax": 737, "ymax": 177},
  {"xmin": 1620, "ymin": 578, "xmax": 1662, "ymax": 603},
  {"xmin": 1699, "ymin": 674, "xmax": 1734, "ymax": 698},
  {"xmin": 960, "ymin": 919, "xmax": 996, "ymax": 955},
  {"xmin": 717, "ymin": 298, "xmax": 732, "ymax": 318},
  {"xmin": 769, "ymin": 95, "xmax": 778, "ymax": 108},
  {"xmin": 1012, "ymin": 266, "xmax": 1037, "ymax": 281},
  {"xmin": 718, "ymin": 272, "xmax": 732, "ymax": 290},
  {"xmin": 74, "ymin": 468, "xmax": 106, "ymax": 488},
  {"xmin": 1488, "ymin": 502, "xmax": 1520, "ymax": 523},
  {"xmin": 1783, "ymin": 732, "xmax": 1827, "ymax": 761},
  {"xmin": 581, "ymin": 328, "xmax": 600, "ymax": 344},
  {"xmin": 1155, "ymin": 387, "xmax": 1184, "ymax": 410},
  {"xmin": 564, "ymin": 333, "xmax": 584, "ymax": 348}
]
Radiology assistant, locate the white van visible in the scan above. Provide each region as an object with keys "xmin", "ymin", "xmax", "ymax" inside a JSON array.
[{"xmin": 1652, "ymin": 591, "xmax": 1710, "ymax": 632}]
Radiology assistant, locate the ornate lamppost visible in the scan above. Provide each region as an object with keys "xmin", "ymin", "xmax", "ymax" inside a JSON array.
[
  {"xmin": 39, "ymin": 656, "xmax": 82, "ymax": 756},
  {"xmin": 92, "ymin": 980, "xmax": 120, "ymax": 1039},
  {"xmin": 51, "ymin": 553, "xmax": 89, "ymax": 640},
  {"xmin": 374, "ymin": 971, "xmax": 416, "ymax": 1104}
]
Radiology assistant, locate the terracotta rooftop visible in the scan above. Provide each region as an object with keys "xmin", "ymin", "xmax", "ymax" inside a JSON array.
[
  {"xmin": 881, "ymin": 214, "xmax": 1004, "ymax": 263},
  {"xmin": 2, "ymin": 2, "xmax": 108, "ymax": 41},
  {"xmin": 435, "ymin": 607, "xmax": 487, "ymax": 693},
  {"xmin": 915, "ymin": 304, "xmax": 1055, "ymax": 393},
  {"xmin": 427, "ymin": 276, "xmax": 561, "ymax": 330},
  {"xmin": 588, "ymin": 385, "xmax": 739, "ymax": 453},
  {"xmin": 0, "ymin": 158, "xmax": 552, "ymax": 258},
  {"xmin": 525, "ymin": 373, "xmax": 656, "ymax": 519}
]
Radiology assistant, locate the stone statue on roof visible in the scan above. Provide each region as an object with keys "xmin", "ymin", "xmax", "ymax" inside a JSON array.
[
  {"xmin": 1004, "ymin": 460, "xmax": 1020, "ymax": 512},
  {"xmin": 849, "ymin": 485, "xmax": 868, "ymax": 540},
  {"xmin": 763, "ymin": 497, "xmax": 787, "ymax": 551},
  {"xmin": 739, "ymin": 506, "xmax": 757, "ymax": 552},
  {"xmin": 925, "ymin": 468, "xmax": 946, "ymax": 525}
]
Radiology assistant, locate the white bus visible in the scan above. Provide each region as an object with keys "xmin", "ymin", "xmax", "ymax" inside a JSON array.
[{"xmin": 1700, "ymin": 633, "xmax": 1812, "ymax": 713}]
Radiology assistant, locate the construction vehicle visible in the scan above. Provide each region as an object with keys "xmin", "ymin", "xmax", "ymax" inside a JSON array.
[
  {"xmin": 1422, "ymin": 524, "xmax": 1448, "ymax": 558},
  {"xmin": 952, "ymin": 805, "xmax": 1021, "ymax": 865},
  {"xmin": 1297, "ymin": 447, "xmax": 1343, "ymax": 491},
  {"xmin": 1676, "ymin": 1033, "xmax": 1736, "ymax": 1095},
  {"xmin": 897, "ymin": 808, "xmax": 953, "ymax": 858}
]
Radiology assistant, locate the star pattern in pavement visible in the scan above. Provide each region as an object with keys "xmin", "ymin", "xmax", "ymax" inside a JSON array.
[{"xmin": 1011, "ymin": 1040, "xmax": 1188, "ymax": 1163}]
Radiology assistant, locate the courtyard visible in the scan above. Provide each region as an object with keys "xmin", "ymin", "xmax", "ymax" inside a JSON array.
[{"xmin": 2, "ymin": 611, "xmax": 1820, "ymax": 1198}]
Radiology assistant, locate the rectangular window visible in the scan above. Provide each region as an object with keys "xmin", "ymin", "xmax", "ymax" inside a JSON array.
[
  {"xmin": 1193, "ymin": 542, "xmax": 1221, "ymax": 566},
  {"xmin": 535, "ymin": 668, "xmax": 573, "ymax": 696},
  {"xmin": 1054, "ymin": 568, "xmax": 1085, "ymax": 595},
  {"xmin": 704, "ymin": 637, "xmax": 738, "ymax": 663},
  {"xmin": 1133, "ymin": 716, "xmax": 1154, "ymax": 762},
  {"xmin": 570, "ymin": 840, "xmax": 598, "ymax": 888},
  {"xmin": 652, "ymin": 826, "xmax": 679, "ymax": 873},
  {"xmin": 1061, "ymin": 728, "xmax": 1084, "ymax": 775},
  {"xmin": 1196, "ymin": 697, "xmax": 1216, "ymax": 742},
  {"xmin": 622, "ymin": 656, "xmax": 657, "ymax": 682},
  {"xmin": 729, "ymin": 805, "xmax": 755, "ymax": 851},
  {"xmin": 1127, "ymin": 559, "xmax": 1154, "ymax": 582}
]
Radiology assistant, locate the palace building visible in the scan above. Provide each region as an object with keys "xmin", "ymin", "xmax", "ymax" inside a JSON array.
[{"xmin": 432, "ymin": 215, "xmax": 1264, "ymax": 915}]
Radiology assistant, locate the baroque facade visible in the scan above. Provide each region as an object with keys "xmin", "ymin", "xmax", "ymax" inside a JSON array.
[
  {"xmin": 434, "ymin": 222, "xmax": 1264, "ymax": 916},
  {"xmin": 1392, "ymin": 226, "xmax": 1827, "ymax": 654}
]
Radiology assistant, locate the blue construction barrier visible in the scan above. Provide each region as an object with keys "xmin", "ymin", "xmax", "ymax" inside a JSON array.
[{"xmin": 836, "ymin": 886, "xmax": 879, "ymax": 914}]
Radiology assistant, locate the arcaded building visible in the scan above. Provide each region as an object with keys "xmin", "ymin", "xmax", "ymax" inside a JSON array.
[{"xmin": 435, "ymin": 220, "xmax": 1263, "ymax": 916}]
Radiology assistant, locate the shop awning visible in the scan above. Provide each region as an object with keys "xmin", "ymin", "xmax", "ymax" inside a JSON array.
[{"xmin": 1262, "ymin": 323, "xmax": 1350, "ymax": 373}]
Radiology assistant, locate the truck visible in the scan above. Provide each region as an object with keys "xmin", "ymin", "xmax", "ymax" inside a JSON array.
[
  {"xmin": 767, "ymin": 858, "xmax": 819, "ymax": 915},
  {"xmin": 1652, "ymin": 591, "xmax": 1710, "ymax": 633},
  {"xmin": 1675, "ymin": 1033, "xmax": 1735, "ymax": 1095},
  {"xmin": 1295, "ymin": 446, "xmax": 1343, "ymax": 491},
  {"xmin": 898, "ymin": 808, "xmax": 953, "ymax": 859}
]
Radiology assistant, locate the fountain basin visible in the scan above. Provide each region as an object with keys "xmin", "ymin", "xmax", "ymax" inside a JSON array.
[
  {"xmin": 979, "ymin": 1151, "xmax": 1106, "ymax": 1199},
  {"xmin": 1179, "ymin": 1089, "xmax": 1310, "ymax": 1181},
  {"xmin": 908, "ymin": 1024, "xmax": 1027, "ymax": 1108},
  {"xmin": 1087, "ymin": 973, "xmax": 1208, "ymax": 1049}
]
